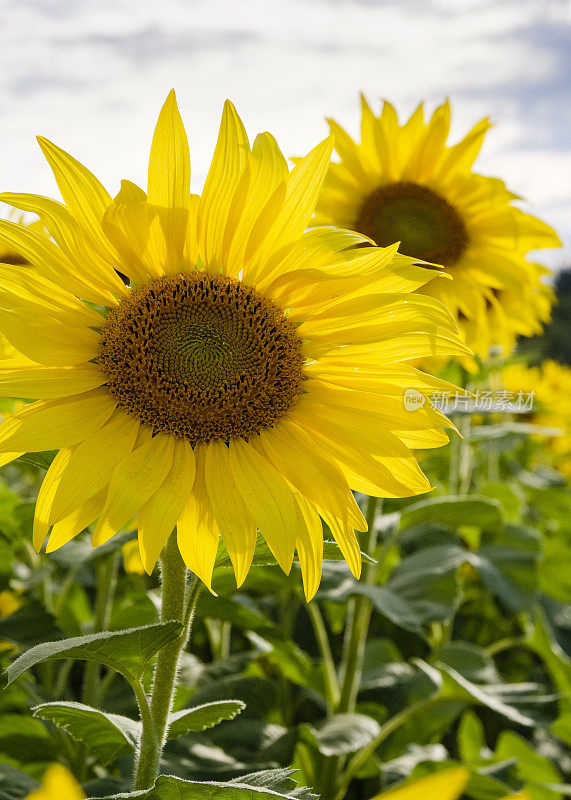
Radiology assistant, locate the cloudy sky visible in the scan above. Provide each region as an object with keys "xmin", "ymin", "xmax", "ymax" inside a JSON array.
[{"xmin": 1, "ymin": 0, "xmax": 569, "ymax": 268}]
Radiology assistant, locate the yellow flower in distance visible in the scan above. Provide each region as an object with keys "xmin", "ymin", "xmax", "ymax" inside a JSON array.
[
  {"xmin": 122, "ymin": 538, "xmax": 146, "ymax": 575},
  {"xmin": 0, "ymin": 92, "xmax": 468, "ymax": 600},
  {"xmin": 27, "ymin": 764, "xmax": 85, "ymax": 800},
  {"xmin": 503, "ymin": 360, "xmax": 571, "ymax": 477},
  {"xmin": 315, "ymin": 97, "xmax": 561, "ymax": 360},
  {"xmin": 370, "ymin": 767, "xmax": 469, "ymax": 800}
]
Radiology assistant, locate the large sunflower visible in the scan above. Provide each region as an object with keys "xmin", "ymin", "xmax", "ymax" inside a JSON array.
[
  {"xmin": 314, "ymin": 97, "xmax": 561, "ymax": 360},
  {"xmin": 0, "ymin": 92, "xmax": 468, "ymax": 599}
]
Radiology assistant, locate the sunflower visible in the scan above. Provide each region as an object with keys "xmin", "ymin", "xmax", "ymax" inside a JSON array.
[
  {"xmin": 502, "ymin": 360, "xmax": 571, "ymax": 478},
  {"xmin": 314, "ymin": 97, "xmax": 561, "ymax": 361},
  {"xmin": 27, "ymin": 764, "xmax": 85, "ymax": 800},
  {"xmin": 0, "ymin": 92, "xmax": 468, "ymax": 600}
]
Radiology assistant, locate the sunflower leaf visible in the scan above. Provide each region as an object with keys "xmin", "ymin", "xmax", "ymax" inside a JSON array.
[
  {"xmin": 91, "ymin": 773, "xmax": 317, "ymax": 799},
  {"xmin": 33, "ymin": 701, "xmax": 139, "ymax": 766},
  {"xmin": 4, "ymin": 621, "xmax": 183, "ymax": 688},
  {"xmin": 167, "ymin": 700, "xmax": 246, "ymax": 740},
  {"xmin": 301, "ymin": 713, "xmax": 381, "ymax": 757},
  {"xmin": 400, "ymin": 495, "xmax": 503, "ymax": 530}
]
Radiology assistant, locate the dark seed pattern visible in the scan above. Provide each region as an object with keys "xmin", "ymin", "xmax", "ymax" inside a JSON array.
[
  {"xmin": 355, "ymin": 181, "xmax": 469, "ymax": 267},
  {"xmin": 98, "ymin": 272, "xmax": 305, "ymax": 445}
]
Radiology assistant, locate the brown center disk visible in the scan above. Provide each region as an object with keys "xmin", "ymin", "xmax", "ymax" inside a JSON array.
[
  {"xmin": 98, "ymin": 273, "xmax": 305, "ymax": 445},
  {"xmin": 354, "ymin": 181, "xmax": 468, "ymax": 266}
]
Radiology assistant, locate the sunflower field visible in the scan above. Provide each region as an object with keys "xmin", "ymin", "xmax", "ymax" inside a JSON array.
[{"xmin": 0, "ymin": 89, "xmax": 569, "ymax": 800}]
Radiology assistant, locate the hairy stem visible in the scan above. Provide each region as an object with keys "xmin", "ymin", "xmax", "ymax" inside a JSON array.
[{"xmin": 133, "ymin": 532, "xmax": 200, "ymax": 791}]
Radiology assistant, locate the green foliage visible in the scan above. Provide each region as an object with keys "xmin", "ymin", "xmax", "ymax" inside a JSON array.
[
  {"xmin": 4, "ymin": 621, "xmax": 183, "ymax": 688},
  {"xmin": 0, "ymin": 373, "xmax": 570, "ymax": 800}
]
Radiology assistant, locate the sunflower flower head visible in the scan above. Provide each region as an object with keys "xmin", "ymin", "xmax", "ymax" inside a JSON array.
[
  {"xmin": 0, "ymin": 91, "xmax": 468, "ymax": 600},
  {"xmin": 315, "ymin": 96, "xmax": 561, "ymax": 362}
]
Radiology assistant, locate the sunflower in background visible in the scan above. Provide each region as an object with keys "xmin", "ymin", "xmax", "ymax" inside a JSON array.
[
  {"xmin": 314, "ymin": 97, "xmax": 561, "ymax": 362},
  {"xmin": 26, "ymin": 764, "xmax": 85, "ymax": 800},
  {"xmin": 0, "ymin": 92, "xmax": 469, "ymax": 600},
  {"xmin": 503, "ymin": 360, "xmax": 571, "ymax": 478}
]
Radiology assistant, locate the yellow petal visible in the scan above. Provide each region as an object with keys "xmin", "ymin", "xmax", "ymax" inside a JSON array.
[
  {"xmin": 228, "ymin": 437, "xmax": 297, "ymax": 574},
  {"xmin": 0, "ymin": 306, "xmax": 100, "ymax": 367},
  {"xmin": 33, "ymin": 448, "xmax": 74, "ymax": 551},
  {"xmin": 0, "ymin": 389, "xmax": 117, "ymax": 453},
  {"xmin": 198, "ymin": 100, "xmax": 250, "ymax": 271},
  {"xmin": 371, "ymin": 767, "xmax": 469, "ymax": 800},
  {"xmin": 0, "ymin": 264, "xmax": 104, "ymax": 327},
  {"xmin": 294, "ymin": 494, "xmax": 324, "ymax": 601},
  {"xmin": 0, "ymin": 452, "xmax": 22, "ymax": 468},
  {"xmin": 177, "ymin": 446, "xmax": 219, "ymax": 591},
  {"xmin": 259, "ymin": 422, "xmax": 364, "ymax": 530},
  {"xmin": 0, "ymin": 192, "xmax": 128, "ymax": 301},
  {"xmin": 147, "ymin": 90, "xmax": 191, "ymax": 273},
  {"xmin": 101, "ymin": 181, "xmax": 162, "ymax": 282},
  {"xmin": 48, "ymin": 410, "xmax": 140, "ymax": 523},
  {"xmin": 46, "ymin": 490, "xmax": 107, "ymax": 552},
  {"xmin": 0, "ymin": 364, "xmax": 106, "ymax": 400},
  {"xmin": 0, "ymin": 217, "xmax": 122, "ymax": 306},
  {"xmin": 93, "ymin": 433, "xmax": 174, "ymax": 546},
  {"xmin": 204, "ymin": 440, "xmax": 257, "ymax": 587},
  {"xmin": 138, "ymin": 438, "xmax": 195, "ymax": 574},
  {"xmin": 319, "ymin": 509, "xmax": 361, "ymax": 579},
  {"xmin": 223, "ymin": 132, "xmax": 288, "ymax": 277},
  {"xmin": 37, "ymin": 137, "xmax": 120, "ymax": 268},
  {"xmin": 244, "ymin": 136, "xmax": 334, "ymax": 281}
]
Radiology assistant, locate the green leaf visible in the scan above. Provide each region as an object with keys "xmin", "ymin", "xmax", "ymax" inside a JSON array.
[
  {"xmin": 303, "ymin": 713, "xmax": 381, "ymax": 756},
  {"xmin": 4, "ymin": 621, "xmax": 183, "ymax": 688},
  {"xmin": 471, "ymin": 525, "xmax": 541, "ymax": 611},
  {"xmin": 92, "ymin": 773, "xmax": 317, "ymax": 799},
  {"xmin": 400, "ymin": 496, "xmax": 503, "ymax": 531},
  {"xmin": 425, "ymin": 661, "xmax": 538, "ymax": 727},
  {"xmin": 167, "ymin": 701, "xmax": 245, "ymax": 740},
  {"xmin": 229, "ymin": 769, "xmax": 318, "ymax": 799},
  {"xmin": 457, "ymin": 710, "xmax": 485, "ymax": 762},
  {"xmin": 0, "ymin": 764, "xmax": 39, "ymax": 800},
  {"xmin": 0, "ymin": 715, "xmax": 57, "ymax": 762},
  {"xmin": 495, "ymin": 730, "xmax": 562, "ymax": 800},
  {"xmin": 33, "ymin": 702, "xmax": 140, "ymax": 766}
]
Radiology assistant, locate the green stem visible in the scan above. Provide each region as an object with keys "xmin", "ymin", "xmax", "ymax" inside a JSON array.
[
  {"xmin": 133, "ymin": 532, "xmax": 201, "ymax": 791},
  {"xmin": 320, "ymin": 495, "xmax": 380, "ymax": 800},
  {"xmin": 307, "ymin": 601, "xmax": 340, "ymax": 711},
  {"xmin": 333, "ymin": 697, "xmax": 440, "ymax": 800}
]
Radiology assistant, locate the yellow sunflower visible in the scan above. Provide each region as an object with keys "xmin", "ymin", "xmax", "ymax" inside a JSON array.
[
  {"xmin": 27, "ymin": 764, "xmax": 85, "ymax": 800},
  {"xmin": 0, "ymin": 92, "xmax": 468, "ymax": 600},
  {"xmin": 314, "ymin": 97, "xmax": 561, "ymax": 361},
  {"xmin": 503, "ymin": 360, "xmax": 571, "ymax": 477}
]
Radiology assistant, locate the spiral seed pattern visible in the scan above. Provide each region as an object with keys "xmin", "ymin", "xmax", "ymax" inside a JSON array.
[
  {"xmin": 355, "ymin": 181, "xmax": 468, "ymax": 266},
  {"xmin": 98, "ymin": 272, "xmax": 305, "ymax": 445}
]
